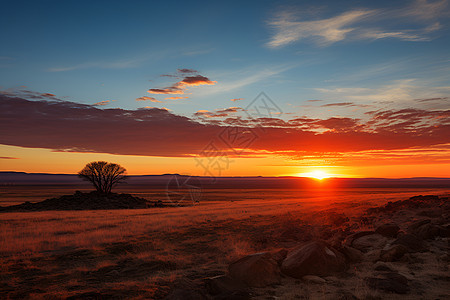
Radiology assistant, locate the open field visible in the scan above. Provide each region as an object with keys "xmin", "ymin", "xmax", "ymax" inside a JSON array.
[{"xmin": 1, "ymin": 188, "xmax": 449, "ymax": 299}]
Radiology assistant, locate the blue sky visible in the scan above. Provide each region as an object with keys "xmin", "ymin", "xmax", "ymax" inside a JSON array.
[
  {"xmin": 1, "ymin": 0, "xmax": 450, "ymax": 177},
  {"xmin": 1, "ymin": 0, "xmax": 449, "ymax": 120}
]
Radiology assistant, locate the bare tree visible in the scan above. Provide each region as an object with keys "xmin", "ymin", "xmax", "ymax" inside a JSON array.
[{"xmin": 78, "ymin": 161, "xmax": 127, "ymax": 194}]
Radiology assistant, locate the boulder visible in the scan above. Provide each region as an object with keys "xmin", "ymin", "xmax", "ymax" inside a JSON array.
[
  {"xmin": 302, "ymin": 275, "xmax": 326, "ymax": 284},
  {"xmin": 281, "ymin": 241, "xmax": 346, "ymax": 278},
  {"xmin": 343, "ymin": 231, "xmax": 375, "ymax": 247},
  {"xmin": 392, "ymin": 234, "xmax": 426, "ymax": 252},
  {"xmin": 373, "ymin": 261, "xmax": 393, "ymax": 272},
  {"xmin": 269, "ymin": 248, "xmax": 288, "ymax": 265},
  {"xmin": 204, "ymin": 275, "xmax": 248, "ymax": 296},
  {"xmin": 375, "ymin": 223, "xmax": 400, "ymax": 238},
  {"xmin": 365, "ymin": 272, "xmax": 409, "ymax": 294},
  {"xmin": 379, "ymin": 244, "xmax": 408, "ymax": 262},
  {"xmin": 228, "ymin": 252, "xmax": 281, "ymax": 287},
  {"xmin": 351, "ymin": 234, "xmax": 388, "ymax": 252},
  {"xmin": 340, "ymin": 246, "xmax": 363, "ymax": 263}
]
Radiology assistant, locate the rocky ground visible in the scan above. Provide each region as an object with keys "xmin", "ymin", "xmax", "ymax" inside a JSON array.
[
  {"xmin": 0, "ymin": 191, "xmax": 165, "ymax": 211},
  {"xmin": 167, "ymin": 194, "xmax": 450, "ymax": 299},
  {"xmin": 0, "ymin": 193, "xmax": 448, "ymax": 299}
]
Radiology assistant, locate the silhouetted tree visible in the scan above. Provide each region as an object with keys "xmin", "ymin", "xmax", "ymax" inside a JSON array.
[{"xmin": 78, "ymin": 161, "xmax": 127, "ymax": 194}]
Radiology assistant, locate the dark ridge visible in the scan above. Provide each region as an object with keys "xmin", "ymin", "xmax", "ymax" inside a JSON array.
[{"xmin": 0, "ymin": 191, "xmax": 166, "ymax": 212}]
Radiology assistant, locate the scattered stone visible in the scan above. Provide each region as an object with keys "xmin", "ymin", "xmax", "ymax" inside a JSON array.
[
  {"xmin": 302, "ymin": 275, "xmax": 326, "ymax": 284},
  {"xmin": 335, "ymin": 290, "xmax": 360, "ymax": 300},
  {"xmin": 343, "ymin": 231, "xmax": 375, "ymax": 247},
  {"xmin": 375, "ymin": 223, "xmax": 400, "ymax": 238},
  {"xmin": 373, "ymin": 261, "xmax": 393, "ymax": 272},
  {"xmin": 365, "ymin": 272, "xmax": 410, "ymax": 294},
  {"xmin": 269, "ymin": 248, "xmax": 288, "ymax": 265},
  {"xmin": 281, "ymin": 240, "xmax": 346, "ymax": 278},
  {"xmin": 392, "ymin": 234, "xmax": 426, "ymax": 252},
  {"xmin": 379, "ymin": 244, "xmax": 409, "ymax": 262},
  {"xmin": 340, "ymin": 246, "xmax": 363, "ymax": 263},
  {"xmin": 67, "ymin": 292, "xmax": 111, "ymax": 300},
  {"xmin": 228, "ymin": 252, "xmax": 281, "ymax": 287},
  {"xmin": 204, "ymin": 275, "xmax": 247, "ymax": 296},
  {"xmin": 351, "ymin": 234, "xmax": 388, "ymax": 253}
]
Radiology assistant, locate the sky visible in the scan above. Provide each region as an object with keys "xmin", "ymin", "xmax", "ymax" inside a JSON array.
[{"xmin": 0, "ymin": 0, "xmax": 449, "ymax": 178}]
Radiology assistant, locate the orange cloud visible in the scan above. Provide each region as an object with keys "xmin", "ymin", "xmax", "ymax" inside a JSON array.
[
  {"xmin": 92, "ymin": 100, "xmax": 114, "ymax": 106},
  {"xmin": 165, "ymin": 96, "xmax": 189, "ymax": 100},
  {"xmin": 136, "ymin": 96, "xmax": 161, "ymax": 102},
  {"xmin": 231, "ymin": 98, "xmax": 244, "ymax": 102},
  {"xmin": 148, "ymin": 73, "xmax": 216, "ymax": 95}
]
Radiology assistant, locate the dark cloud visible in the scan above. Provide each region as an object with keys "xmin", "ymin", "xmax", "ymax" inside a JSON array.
[
  {"xmin": 177, "ymin": 68, "xmax": 198, "ymax": 74},
  {"xmin": 1, "ymin": 95, "xmax": 449, "ymax": 159},
  {"xmin": 148, "ymin": 74, "xmax": 216, "ymax": 95},
  {"xmin": 0, "ymin": 156, "xmax": 19, "ymax": 159},
  {"xmin": 194, "ymin": 107, "xmax": 243, "ymax": 118},
  {"xmin": 415, "ymin": 97, "xmax": 449, "ymax": 102},
  {"xmin": 92, "ymin": 100, "xmax": 113, "ymax": 106},
  {"xmin": 321, "ymin": 102, "xmax": 356, "ymax": 107}
]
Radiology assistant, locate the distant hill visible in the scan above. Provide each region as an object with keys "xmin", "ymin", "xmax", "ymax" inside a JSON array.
[{"xmin": 1, "ymin": 172, "xmax": 450, "ymax": 189}]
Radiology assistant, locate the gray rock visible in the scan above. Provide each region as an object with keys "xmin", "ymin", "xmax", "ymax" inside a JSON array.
[
  {"xmin": 204, "ymin": 275, "xmax": 247, "ymax": 296},
  {"xmin": 392, "ymin": 233, "xmax": 426, "ymax": 252},
  {"xmin": 379, "ymin": 244, "xmax": 409, "ymax": 262},
  {"xmin": 228, "ymin": 252, "xmax": 281, "ymax": 287},
  {"xmin": 375, "ymin": 223, "xmax": 400, "ymax": 238},
  {"xmin": 351, "ymin": 234, "xmax": 388, "ymax": 252},
  {"xmin": 281, "ymin": 240, "xmax": 346, "ymax": 278},
  {"xmin": 365, "ymin": 272, "xmax": 409, "ymax": 294},
  {"xmin": 341, "ymin": 246, "xmax": 363, "ymax": 263}
]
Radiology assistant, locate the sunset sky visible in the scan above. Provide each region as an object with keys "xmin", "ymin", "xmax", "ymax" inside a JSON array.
[{"xmin": 1, "ymin": 0, "xmax": 449, "ymax": 178}]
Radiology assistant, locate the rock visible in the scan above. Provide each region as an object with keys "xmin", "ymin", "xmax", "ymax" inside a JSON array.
[
  {"xmin": 204, "ymin": 275, "xmax": 248, "ymax": 296},
  {"xmin": 228, "ymin": 252, "xmax": 281, "ymax": 287},
  {"xmin": 392, "ymin": 234, "xmax": 425, "ymax": 252},
  {"xmin": 67, "ymin": 292, "xmax": 110, "ymax": 300},
  {"xmin": 165, "ymin": 279, "xmax": 208, "ymax": 300},
  {"xmin": 351, "ymin": 234, "xmax": 388, "ymax": 252},
  {"xmin": 269, "ymin": 248, "xmax": 288, "ymax": 265},
  {"xmin": 340, "ymin": 246, "xmax": 363, "ymax": 263},
  {"xmin": 373, "ymin": 261, "xmax": 393, "ymax": 272},
  {"xmin": 375, "ymin": 223, "xmax": 400, "ymax": 238},
  {"xmin": 379, "ymin": 244, "xmax": 408, "ymax": 262},
  {"xmin": 365, "ymin": 272, "xmax": 409, "ymax": 294},
  {"xmin": 203, "ymin": 275, "xmax": 247, "ymax": 295},
  {"xmin": 411, "ymin": 223, "xmax": 443, "ymax": 240},
  {"xmin": 335, "ymin": 290, "xmax": 360, "ymax": 300},
  {"xmin": 281, "ymin": 240, "xmax": 346, "ymax": 278},
  {"xmin": 408, "ymin": 219, "xmax": 431, "ymax": 232},
  {"xmin": 343, "ymin": 231, "xmax": 375, "ymax": 247},
  {"xmin": 302, "ymin": 275, "xmax": 326, "ymax": 284}
]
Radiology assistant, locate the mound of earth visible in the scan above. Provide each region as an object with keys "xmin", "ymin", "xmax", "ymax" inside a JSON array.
[{"xmin": 0, "ymin": 191, "xmax": 162, "ymax": 212}]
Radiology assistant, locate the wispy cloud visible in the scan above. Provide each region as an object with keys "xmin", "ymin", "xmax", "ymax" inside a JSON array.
[
  {"xmin": 148, "ymin": 73, "xmax": 216, "ymax": 95},
  {"xmin": 267, "ymin": 0, "xmax": 447, "ymax": 48},
  {"xmin": 165, "ymin": 96, "xmax": 189, "ymax": 100},
  {"xmin": 48, "ymin": 58, "xmax": 144, "ymax": 72},
  {"xmin": 92, "ymin": 100, "xmax": 114, "ymax": 106},
  {"xmin": 136, "ymin": 96, "xmax": 161, "ymax": 102},
  {"xmin": 231, "ymin": 98, "xmax": 244, "ymax": 102}
]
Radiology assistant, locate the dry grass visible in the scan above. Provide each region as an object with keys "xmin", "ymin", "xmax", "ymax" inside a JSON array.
[{"xmin": 0, "ymin": 188, "xmax": 448, "ymax": 299}]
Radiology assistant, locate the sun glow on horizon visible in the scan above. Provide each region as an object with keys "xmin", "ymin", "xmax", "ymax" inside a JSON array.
[{"xmin": 299, "ymin": 170, "xmax": 331, "ymax": 180}]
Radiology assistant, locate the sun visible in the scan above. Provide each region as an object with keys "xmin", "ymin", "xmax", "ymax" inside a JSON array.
[{"xmin": 301, "ymin": 170, "xmax": 330, "ymax": 180}]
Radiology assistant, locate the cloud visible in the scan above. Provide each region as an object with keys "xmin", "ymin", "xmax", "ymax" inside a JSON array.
[
  {"xmin": 321, "ymin": 102, "xmax": 356, "ymax": 107},
  {"xmin": 0, "ymin": 156, "xmax": 19, "ymax": 159},
  {"xmin": 231, "ymin": 98, "xmax": 244, "ymax": 102},
  {"xmin": 148, "ymin": 73, "xmax": 216, "ymax": 95},
  {"xmin": 267, "ymin": 9, "xmax": 374, "ymax": 47},
  {"xmin": 165, "ymin": 96, "xmax": 189, "ymax": 100},
  {"xmin": 267, "ymin": 0, "xmax": 447, "ymax": 47},
  {"xmin": 194, "ymin": 107, "xmax": 244, "ymax": 118},
  {"xmin": 136, "ymin": 96, "xmax": 161, "ymax": 102},
  {"xmin": 147, "ymin": 88, "xmax": 184, "ymax": 95},
  {"xmin": 1, "ymin": 95, "xmax": 449, "ymax": 162},
  {"xmin": 177, "ymin": 68, "xmax": 198, "ymax": 74},
  {"xmin": 92, "ymin": 100, "xmax": 114, "ymax": 106},
  {"xmin": 48, "ymin": 58, "xmax": 143, "ymax": 72}
]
